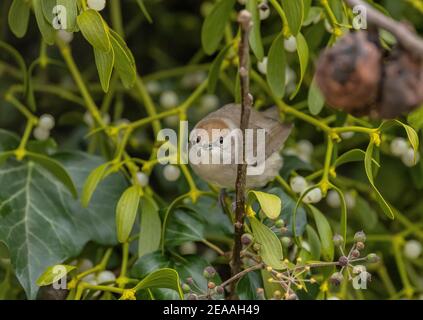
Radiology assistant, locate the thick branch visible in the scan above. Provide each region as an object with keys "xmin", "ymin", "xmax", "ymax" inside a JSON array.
[
  {"xmin": 345, "ymin": 0, "xmax": 423, "ymax": 57},
  {"xmin": 230, "ymin": 10, "xmax": 253, "ymax": 299}
]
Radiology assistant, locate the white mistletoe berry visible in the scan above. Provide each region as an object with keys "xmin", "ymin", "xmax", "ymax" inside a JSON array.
[
  {"xmin": 345, "ymin": 191, "xmax": 356, "ymax": 209},
  {"xmin": 200, "ymin": 94, "xmax": 219, "ymax": 111},
  {"xmin": 290, "ymin": 176, "xmax": 308, "ymax": 194},
  {"xmin": 259, "ymin": 2, "xmax": 270, "ymax": 20},
  {"xmin": 33, "ymin": 126, "xmax": 50, "ymax": 141},
  {"xmin": 87, "ymin": 0, "xmax": 106, "ymax": 11},
  {"xmin": 303, "ymin": 187, "xmax": 322, "ymax": 204},
  {"xmin": 257, "ymin": 57, "xmax": 268, "ymax": 75},
  {"xmin": 57, "ymin": 30, "xmax": 74, "ymax": 43},
  {"xmin": 390, "ymin": 137, "xmax": 408, "ymax": 157},
  {"xmin": 341, "ymin": 131, "xmax": 355, "ymax": 140},
  {"xmin": 403, "ymin": 240, "xmax": 422, "ymax": 259},
  {"xmin": 285, "ymin": 66, "xmax": 297, "ymax": 86},
  {"xmin": 326, "ymin": 190, "xmax": 341, "ymax": 208},
  {"xmin": 297, "ymin": 139, "xmax": 314, "ymax": 157},
  {"xmin": 284, "ymin": 36, "xmax": 297, "ymax": 53},
  {"xmin": 179, "ymin": 241, "xmax": 197, "ymax": 255},
  {"xmin": 39, "ymin": 114, "xmax": 55, "ymax": 130},
  {"xmin": 96, "ymin": 270, "xmax": 116, "ymax": 284},
  {"xmin": 82, "ymin": 273, "xmax": 97, "ymax": 285},
  {"xmin": 146, "ymin": 81, "xmax": 161, "ymax": 95},
  {"xmin": 160, "ymin": 90, "xmax": 179, "ymax": 109},
  {"xmin": 163, "ymin": 165, "xmax": 181, "ymax": 181},
  {"xmin": 136, "ymin": 172, "xmax": 149, "ymax": 187},
  {"xmin": 83, "ymin": 112, "xmax": 94, "ymax": 127},
  {"xmin": 401, "ymin": 147, "xmax": 420, "ymax": 167},
  {"xmin": 78, "ymin": 259, "xmax": 94, "ymax": 272}
]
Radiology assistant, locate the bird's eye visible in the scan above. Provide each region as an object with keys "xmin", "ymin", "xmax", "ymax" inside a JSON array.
[
  {"xmin": 196, "ymin": 136, "xmax": 201, "ymax": 143},
  {"xmin": 219, "ymin": 136, "xmax": 224, "ymax": 144}
]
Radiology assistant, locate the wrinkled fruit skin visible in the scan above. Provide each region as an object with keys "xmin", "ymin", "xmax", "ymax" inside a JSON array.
[
  {"xmin": 378, "ymin": 50, "xmax": 423, "ymax": 118},
  {"xmin": 316, "ymin": 32, "xmax": 382, "ymax": 114},
  {"xmin": 316, "ymin": 30, "xmax": 423, "ymax": 119}
]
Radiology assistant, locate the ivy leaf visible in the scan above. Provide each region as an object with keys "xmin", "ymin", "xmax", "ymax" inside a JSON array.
[
  {"xmin": 77, "ymin": 9, "xmax": 111, "ymax": 52},
  {"xmin": 290, "ymin": 33, "xmax": 309, "ymax": 99},
  {"xmin": 109, "ymin": 29, "xmax": 137, "ymax": 89},
  {"xmin": 94, "ymin": 46, "xmax": 115, "ymax": 92},
  {"xmin": 26, "ymin": 151, "xmax": 78, "ymax": 199},
  {"xmin": 8, "ymin": 0, "xmax": 30, "ymax": 38},
  {"xmin": 247, "ymin": 0, "xmax": 264, "ymax": 61},
  {"xmin": 33, "ymin": 0, "xmax": 56, "ymax": 45},
  {"xmin": 201, "ymin": 0, "xmax": 236, "ymax": 55},
  {"xmin": 165, "ymin": 207, "xmax": 206, "ymax": 246},
  {"xmin": 0, "ymin": 137, "xmax": 127, "ymax": 299},
  {"xmin": 267, "ymin": 33, "xmax": 286, "ymax": 98},
  {"xmin": 116, "ymin": 185, "xmax": 141, "ymax": 243},
  {"xmin": 138, "ymin": 195, "xmax": 161, "ymax": 257},
  {"xmin": 281, "ymin": 0, "xmax": 304, "ymax": 36},
  {"xmin": 36, "ymin": 265, "xmax": 76, "ymax": 286},
  {"xmin": 133, "ymin": 268, "xmax": 183, "ymax": 299},
  {"xmin": 236, "ymin": 271, "xmax": 263, "ymax": 300},
  {"xmin": 250, "ymin": 216, "xmax": 284, "ymax": 269},
  {"xmin": 248, "ymin": 190, "xmax": 281, "ymax": 220}
]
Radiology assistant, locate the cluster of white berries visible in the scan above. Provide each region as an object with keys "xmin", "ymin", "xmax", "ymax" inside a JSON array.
[
  {"xmin": 163, "ymin": 165, "xmax": 181, "ymax": 182},
  {"xmin": 87, "ymin": 0, "xmax": 106, "ymax": 11},
  {"xmin": 284, "ymin": 139, "xmax": 314, "ymax": 163},
  {"xmin": 73, "ymin": 259, "xmax": 116, "ymax": 286},
  {"xmin": 146, "ymin": 81, "xmax": 161, "ymax": 95},
  {"xmin": 403, "ymin": 240, "xmax": 422, "ymax": 260},
  {"xmin": 289, "ymin": 176, "xmax": 322, "ymax": 204},
  {"xmin": 34, "ymin": 114, "xmax": 55, "ymax": 141},
  {"xmin": 326, "ymin": 190, "xmax": 356, "ymax": 209},
  {"xmin": 181, "ymin": 72, "xmax": 207, "ymax": 89},
  {"xmin": 390, "ymin": 137, "xmax": 420, "ymax": 167},
  {"xmin": 160, "ymin": 90, "xmax": 179, "ymax": 109}
]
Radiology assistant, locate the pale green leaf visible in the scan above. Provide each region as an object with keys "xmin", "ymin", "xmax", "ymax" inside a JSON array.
[
  {"xmin": 267, "ymin": 33, "xmax": 286, "ymax": 98},
  {"xmin": 133, "ymin": 268, "xmax": 183, "ymax": 299},
  {"xmin": 248, "ymin": 190, "xmax": 281, "ymax": 220},
  {"xmin": 8, "ymin": 0, "xmax": 30, "ymax": 38},
  {"xmin": 138, "ymin": 195, "xmax": 161, "ymax": 257},
  {"xmin": 77, "ymin": 9, "xmax": 111, "ymax": 52},
  {"xmin": 290, "ymin": 32, "xmax": 309, "ymax": 99},
  {"xmin": 94, "ymin": 46, "xmax": 115, "ymax": 92},
  {"xmin": 36, "ymin": 265, "xmax": 76, "ymax": 286},
  {"xmin": 116, "ymin": 185, "xmax": 141, "ymax": 243}
]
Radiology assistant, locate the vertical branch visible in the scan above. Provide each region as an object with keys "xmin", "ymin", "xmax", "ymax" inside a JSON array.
[{"xmin": 230, "ymin": 10, "xmax": 253, "ymax": 298}]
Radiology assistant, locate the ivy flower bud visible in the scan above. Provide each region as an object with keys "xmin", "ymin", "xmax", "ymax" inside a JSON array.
[
  {"xmin": 350, "ymin": 249, "xmax": 360, "ymax": 259},
  {"xmin": 366, "ymin": 253, "xmax": 380, "ymax": 264},
  {"xmin": 241, "ymin": 233, "xmax": 253, "ymax": 245},
  {"xmin": 203, "ymin": 266, "xmax": 216, "ymax": 279},
  {"xmin": 338, "ymin": 256, "xmax": 349, "ymax": 267},
  {"xmin": 207, "ymin": 281, "xmax": 216, "ymax": 289},
  {"xmin": 330, "ymin": 272, "xmax": 344, "ymax": 286},
  {"xmin": 182, "ymin": 283, "xmax": 191, "ymax": 293},
  {"xmin": 187, "ymin": 293, "xmax": 198, "ymax": 300},
  {"xmin": 332, "ymin": 234, "xmax": 344, "ymax": 247},
  {"xmin": 216, "ymin": 286, "xmax": 224, "ymax": 294},
  {"xmin": 354, "ymin": 231, "xmax": 366, "ymax": 243},
  {"xmin": 274, "ymin": 219, "xmax": 285, "ymax": 228},
  {"xmin": 356, "ymin": 241, "xmax": 365, "ymax": 250}
]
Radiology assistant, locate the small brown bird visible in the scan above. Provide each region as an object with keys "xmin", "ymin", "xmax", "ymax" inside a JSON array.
[{"xmin": 189, "ymin": 103, "xmax": 292, "ymax": 189}]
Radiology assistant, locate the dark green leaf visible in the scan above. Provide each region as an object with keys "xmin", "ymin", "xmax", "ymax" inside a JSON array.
[
  {"xmin": 133, "ymin": 268, "xmax": 183, "ymax": 299},
  {"xmin": 308, "ymin": 77, "xmax": 324, "ymax": 115}
]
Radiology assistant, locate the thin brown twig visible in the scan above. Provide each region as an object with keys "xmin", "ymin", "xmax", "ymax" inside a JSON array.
[
  {"xmin": 345, "ymin": 0, "xmax": 423, "ymax": 57},
  {"xmin": 230, "ymin": 10, "xmax": 253, "ymax": 299}
]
